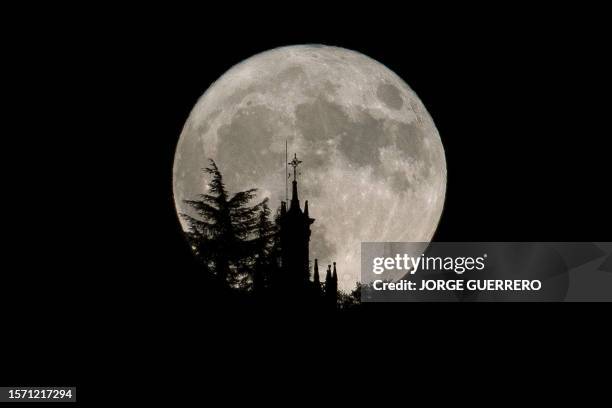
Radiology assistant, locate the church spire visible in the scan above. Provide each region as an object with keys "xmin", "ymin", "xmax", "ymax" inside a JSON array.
[
  {"xmin": 313, "ymin": 258, "xmax": 320, "ymax": 286},
  {"xmin": 324, "ymin": 264, "xmax": 335, "ymax": 306},
  {"xmin": 290, "ymin": 180, "xmax": 299, "ymax": 210},
  {"xmin": 332, "ymin": 262, "xmax": 338, "ymax": 294}
]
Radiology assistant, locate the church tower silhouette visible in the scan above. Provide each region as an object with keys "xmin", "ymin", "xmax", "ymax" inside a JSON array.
[
  {"xmin": 278, "ymin": 152, "xmax": 337, "ymax": 306},
  {"xmin": 279, "ymin": 153, "xmax": 314, "ymax": 290}
]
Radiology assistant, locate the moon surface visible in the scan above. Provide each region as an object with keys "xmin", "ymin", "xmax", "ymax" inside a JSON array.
[{"xmin": 173, "ymin": 45, "xmax": 446, "ymax": 291}]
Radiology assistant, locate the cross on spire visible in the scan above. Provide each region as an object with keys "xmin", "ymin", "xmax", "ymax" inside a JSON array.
[{"xmin": 288, "ymin": 153, "xmax": 302, "ymax": 181}]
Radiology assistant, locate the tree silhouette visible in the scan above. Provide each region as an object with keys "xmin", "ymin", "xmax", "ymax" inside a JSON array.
[
  {"xmin": 252, "ymin": 199, "xmax": 275, "ymax": 294},
  {"xmin": 181, "ymin": 160, "xmax": 265, "ymax": 288},
  {"xmin": 180, "ymin": 159, "xmax": 361, "ymax": 310},
  {"xmin": 338, "ymin": 283, "xmax": 362, "ymax": 309}
]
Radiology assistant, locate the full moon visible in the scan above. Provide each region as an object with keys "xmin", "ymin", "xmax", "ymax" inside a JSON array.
[{"xmin": 173, "ymin": 45, "xmax": 446, "ymax": 291}]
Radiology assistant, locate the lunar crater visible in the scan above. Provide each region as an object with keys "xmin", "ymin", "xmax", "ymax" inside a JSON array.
[{"xmin": 377, "ymin": 83, "xmax": 404, "ymax": 110}]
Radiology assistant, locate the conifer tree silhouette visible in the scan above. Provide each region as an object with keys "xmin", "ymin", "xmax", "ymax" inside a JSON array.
[
  {"xmin": 179, "ymin": 159, "xmax": 362, "ymax": 310},
  {"xmin": 181, "ymin": 159, "xmax": 265, "ymax": 288},
  {"xmin": 252, "ymin": 199, "xmax": 275, "ymax": 294}
]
